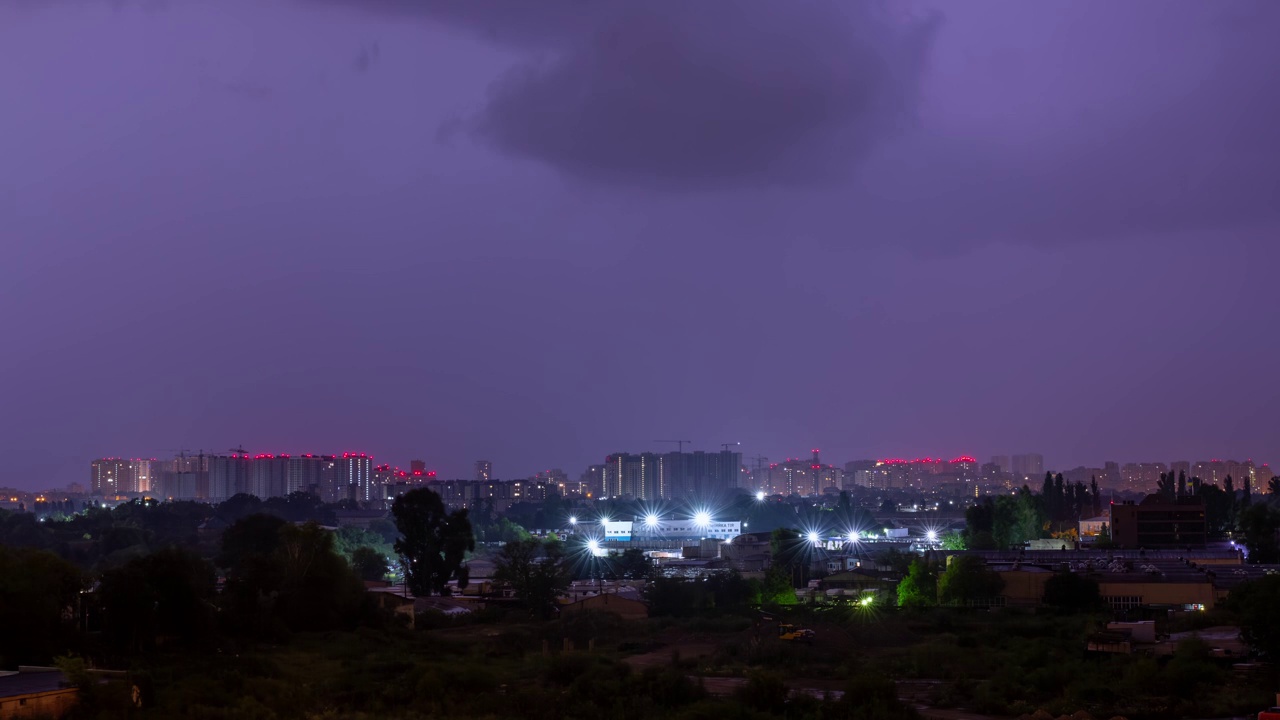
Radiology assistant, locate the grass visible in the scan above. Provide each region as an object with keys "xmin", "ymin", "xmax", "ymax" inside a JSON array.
[{"xmin": 73, "ymin": 608, "xmax": 1279, "ymax": 720}]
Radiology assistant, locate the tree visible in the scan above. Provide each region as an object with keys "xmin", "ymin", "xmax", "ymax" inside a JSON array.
[
  {"xmin": 216, "ymin": 493, "xmax": 264, "ymax": 523},
  {"xmin": 1157, "ymin": 472, "xmax": 1177, "ymax": 502},
  {"xmin": 1238, "ymin": 502, "xmax": 1280, "ymax": 564},
  {"xmin": 1269, "ymin": 476, "xmax": 1280, "ymax": 496},
  {"xmin": 940, "ymin": 530, "xmax": 966, "ymax": 550},
  {"xmin": 611, "ymin": 547, "xmax": 653, "ymax": 581},
  {"xmin": 217, "ymin": 513, "xmax": 287, "ymax": 570},
  {"xmin": 1090, "ymin": 475, "xmax": 1102, "ymax": 516},
  {"xmin": 221, "ymin": 520, "xmax": 367, "ymax": 635},
  {"xmin": 1197, "ymin": 482, "xmax": 1234, "ymax": 536},
  {"xmin": 760, "ymin": 565, "xmax": 797, "ymax": 605},
  {"xmin": 1042, "ymin": 571, "xmax": 1102, "ymax": 612},
  {"xmin": 392, "ymin": 488, "xmax": 474, "ymax": 597},
  {"xmin": 1094, "ymin": 522, "xmax": 1114, "ymax": 549},
  {"xmin": 351, "ymin": 546, "xmax": 389, "ymax": 581},
  {"xmin": 276, "ymin": 522, "xmax": 366, "ymax": 631},
  {"xmin": 1227, "ymin": 574, "xmax": 1280, "ymax": 659},
  {"xmin": 896, "ymin": 560, "xmax": 937, "ymax": 608},
  {"xmin": 0, "ymin": 546, "xmax": 81, "ymax": 665},
  {"xmin": 493, "ymin": 538, "xmax": 569, "ymax": 617},
  {"xmin": 963, "ymin": 498, "xmax": 996, "ymax": 550},
  {"xmin": 98, "ymin": 547, "xmax": 218, "ymax": 652},
  {"xmin": 706, "ymin": 570, "xmax": 760, "ymax": 610},
  {"xmin": 937, "ymin": 555, "xmax": 1004, "ymax": 606}
]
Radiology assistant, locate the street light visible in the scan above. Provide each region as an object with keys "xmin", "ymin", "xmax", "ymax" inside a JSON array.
[
  {"xmin": 926, "ymin": 530, "xmax": 938, "ymax": 542},
  {"xmin": 568, "ymin": 516, "xmax": 577, "ymax": 526},
  {"xmin": 645, "ymin": 514, "xmax": 660, "ymax": 528},
  {"xmin": 807, "ymin": 531, "xmax": 820, "ymax": 545},
  {"xmin": 847, "ymin": 530, "xmax": 859, "ymax": 544},
  {"xmin": 693, "ymin": 511, "xmax": 711, "ymax": 527},
  {"xmin": 755, "ymin": 491, "xmax": 766, "ymax": 501}
]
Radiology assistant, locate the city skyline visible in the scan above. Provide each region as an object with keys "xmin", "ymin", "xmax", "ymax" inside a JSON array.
[
  {"xmin": 56, "ymin": 445, "xmax": 1279, "ymax": 498},
  {"xmin": 3, "ymin": 1, "xmax": 1278, "ymax": 492}
]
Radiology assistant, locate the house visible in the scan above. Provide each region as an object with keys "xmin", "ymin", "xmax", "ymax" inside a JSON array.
[
  {"xmin": 1079, "ymin": 514, "xmax": 1109, "ymax": 538},
  {"xmin": 559, "ymin": 592, "xmax": 649, "ymax": 621},
  {"xmin": 366, "ymin": 587, "xmax": 417, "ymax": 627},
  {"xmin": 0, "ymin": 667, "xmax": 78, "ymax": 719}
]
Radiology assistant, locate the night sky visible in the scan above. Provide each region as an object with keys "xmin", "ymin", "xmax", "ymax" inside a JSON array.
[{"xmin": 3, "ymin": 0, "xmax": 1278, "ymax": 490}]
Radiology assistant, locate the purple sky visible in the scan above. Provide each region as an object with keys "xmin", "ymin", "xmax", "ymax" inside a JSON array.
[{"xmin": 3, "ymin": 0, "xmax": 1278, "ymax": 490}]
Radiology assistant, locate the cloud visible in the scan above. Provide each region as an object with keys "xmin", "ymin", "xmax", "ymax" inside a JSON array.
[{"xmin": 315, "ymin": 0, "xmax": 939, "ymax": 189}]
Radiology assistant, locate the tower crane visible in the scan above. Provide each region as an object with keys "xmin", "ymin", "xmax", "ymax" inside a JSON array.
[
  {"xmin": 655, "ymin": 439, "xmax": 692, "ymax": 452},
  {"xmin": 721, "ymin": 442, "xmax": 740, "ymax": 451}
]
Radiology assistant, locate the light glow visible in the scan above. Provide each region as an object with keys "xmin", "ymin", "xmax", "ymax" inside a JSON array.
[
  {"xmin": 756, "ymin": 491, "xmax": 766, "ymax": 501},
  {"xmin": 693, "ymin": 511, "xmax": 712, "ymax": 527},
  {"xmin": 645, "ymin": 513, "xmax": 660, "ymax": 528},
  {"xmin": 569, "ymin": 516, "xmax": 577, "ymax": 525},
  {"xmin": 926, "ymin": 530, "xmax": 938, "ymax": 542},
  {"xmin": 807, "ymin": 531, "xmax": 820, "ymax": 545}
]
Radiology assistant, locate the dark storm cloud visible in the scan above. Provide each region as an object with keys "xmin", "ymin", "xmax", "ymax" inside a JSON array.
[
  {"xmin": 823, "ymin": 0, "xmax": 1280, "ymax": 247},
  {"xmin": 314, "ymin": 0, "xmax": 939, "ymax": 187}
]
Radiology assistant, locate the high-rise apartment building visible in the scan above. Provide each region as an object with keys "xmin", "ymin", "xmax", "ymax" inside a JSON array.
[
  {"xmin": 475, "ymin": 460, "xmax": 493, "ymax": 482},
  {"xmin": 602, "ymin": 453, "xmax": 662, "ymax": 499},
  {"xmin": 208, "ymin": 454, "xmax": 252, "ymax": 500},
  {"xmin": 990, "ymin": 456, "xmax": 1011, "ymax": 474},
  {"xmin": 767, "ymin": 451, "xmax": 842, "ymax": 495},
  {"xmin": 1121, "ymin": 462, "xmax": 1167, "ymax": 490},
  {"xmin": 90, "ymin": 458, "xmax": 161, "ymax": 495},
  {"xmin": 600, "ymin": 450, "xmax": 742, "ymax": 500},
  {"xmin": 581, "ymin": 464, "xmax": 607, "ymax": 498},
  {"xmin": 1010, "ymin": 453, "xmax": 1045, "ymax": 480},
  {"xmin": 90, "ymin": 458, "xmax": 131, "ymax": 495},
  {"xmin": 105, "ymin": 450, "xmax": 376, "ymax": 502},
  {"xmin": 335, "ymin": 453, "xmax": 373, "ymax": 503}
]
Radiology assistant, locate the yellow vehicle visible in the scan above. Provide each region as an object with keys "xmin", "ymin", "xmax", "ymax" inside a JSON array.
[{"xmin": 777, "ymin": 623, "xmax": 815, "ymax": 641}]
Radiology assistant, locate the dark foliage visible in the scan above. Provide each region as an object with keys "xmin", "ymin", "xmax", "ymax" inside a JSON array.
[{"xmin": 392, "ymin": 488, "xmax": 474, "ymax": 597}]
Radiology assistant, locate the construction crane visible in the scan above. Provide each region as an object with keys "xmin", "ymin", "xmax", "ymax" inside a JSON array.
[
  {"xmin": 229, "ymin": 446, "xmax": 248, "ymax": 455},
  {"xmin": 655, "ymin": 439, "xmax": 692, "ymax": 452},
  {"xmin": 721, "ymin": 442, "xmax": 740, "ymax": 451},
  {"xmin": 749, "ymin": 456, "xmax": 770, "ymax": 497}
]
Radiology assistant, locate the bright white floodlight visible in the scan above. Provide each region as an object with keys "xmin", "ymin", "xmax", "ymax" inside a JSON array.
[
  {"xmin": 645, "ymin": 514, "xmax": 660, "ymax": 528},
  {"xmin": 808, "ymin": 531, "xmax": 820, "ymax": 545},
  {"xmin": 693, "ymin": 511, "xmax": 712, "ymax": 527},
  {"xmin": 847, "ymin": 531, "xmax": 859, "ymax": 543},
  {"xmin": 755, "ymin": 491, "xmax": 766, "ymax": 501},
  {"xmin": 568, "ymin": 516, "xmax": 578, "ymax": 525},
  {"xmin": 926, "ymin": 530, "xmax": 938, "ymax": 542},
  {"xmin": 587, "ymin": 539, "xmax": 600, "ymax": 553}
]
